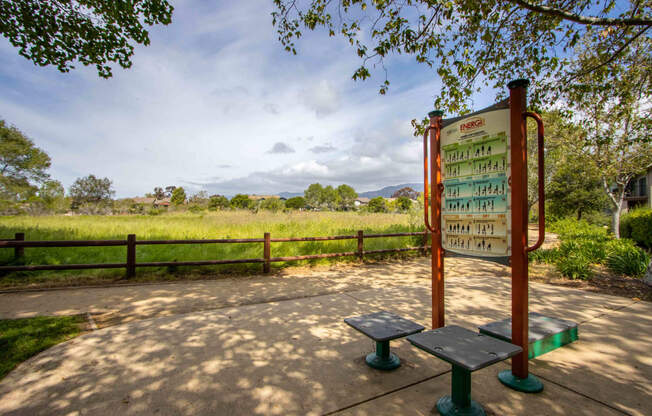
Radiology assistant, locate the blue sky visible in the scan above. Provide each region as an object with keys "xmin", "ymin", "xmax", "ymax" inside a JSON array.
[{"xmin": 0, "ymin": 0, "xmax": 497, "ymax": 198}]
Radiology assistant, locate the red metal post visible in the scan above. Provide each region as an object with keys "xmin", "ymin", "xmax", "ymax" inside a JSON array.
[
  {"xmin": 508, "ymin": 79, "xmax": 530, "ymax": 379},
  {"xmin": 429, "ymin": 110, "xmax": 445, "ymax": 329}
]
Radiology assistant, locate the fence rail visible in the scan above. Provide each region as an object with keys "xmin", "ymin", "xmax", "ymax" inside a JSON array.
[{"xmin": 0, "ymin": 231, "xmax": 429, "ymax": 276}]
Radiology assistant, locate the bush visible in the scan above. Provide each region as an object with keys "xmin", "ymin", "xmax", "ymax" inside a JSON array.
[
  {"xmin": 555, "ymin": 254, "xmax": 591, "ymax": 280},
  {"xmin": 605, "ymin": 238, "xmax": 650, "ymax": 277},
  {"xmin": 548, "ymin": 218, "xmax": 610, "ymax": 242},
  {"xmin": 529, "ymin": 248, "xmax": 559, "ymax": 264},
  {"xmin": 620, "ymin": 208, "xmax": 652, "ymax": 248}
]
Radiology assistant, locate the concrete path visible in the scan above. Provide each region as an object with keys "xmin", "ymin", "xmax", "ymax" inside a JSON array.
[{"xmin": 0, "ymin": 258, "xmax": 650, "ymax": 415}]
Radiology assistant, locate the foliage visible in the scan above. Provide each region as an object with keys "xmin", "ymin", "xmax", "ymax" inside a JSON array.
[
  {"xmin": 391, "ymin": 187, "xmax": 418, "ymax": 199},
  {"xmin": 304, "ymin": 183, "xmax": 323, "ymax": 208},
  {"xmin": 620, "ymin": 208, "xmax": 652, "ymax": 249},
  {"xmin": 0, "ymin": 315, "xmax": 84, "ymax": 379},
  {"xmin": 260, "ymin": 198, "xmax": 285, "ymax": 212},
  {"xmin": 170, "ymin": 187, "xmax": 186, "ymax": 206},
  {"xmin": 230, "ymin": 194, "xmax": 252, "ymax": 209},
  {"xmin": 69, "ymin": 175, "xmax": 114, "ymax": 212},
  {"xmin": 208, "ymin": 195, "xmax": 230, "ymax": 211},
  {"xmin": 0, "ymin": 0, "xmax": 174, "ymax": 78},
  {"xmin": 0, "ymin": 120, "xmax": 51, "ymax": 204},
  {"xmin": 272, "ymin": 0, "xmax": 651, "ymax": 112},
  {"xmin": 555, "ymin": 253, "xmax": 591, "ymax": 280},
  {"xmin": 547, "ymin": 155, "xmax": 608, "ymax": 220},
  {"xmin": 321, "ymin": 185, "xmax": 338, "ymax": 210},
  {"xmin": 336, "ymin": 184, "xmax": 357, "ymax": 210},
  {"xmin": 367, "ymin": 196, "xmax": 387, "ymax": 213},
  {"xmin": 395, "ymin": 196, "xmax": 412, "ymax": 212},
  {"xmin": 285, "ymin": 196, "xmax": 306, "ymax": 210},
  {"xmin": 605, "ymin": 239, "xmax": 650, "ymax": 277},
  {"xmin": 563, "ymin": 33, "xmax": 652, "ymax": 238},
  {"xmin": 153, "ymin": 187, "xmax": 165, "ymax": 200}
]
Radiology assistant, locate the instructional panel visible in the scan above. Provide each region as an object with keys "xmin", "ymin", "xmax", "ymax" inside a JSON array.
[{"xmin": 441, "ymin": 110, "xmax": 511, "ymax": 257}]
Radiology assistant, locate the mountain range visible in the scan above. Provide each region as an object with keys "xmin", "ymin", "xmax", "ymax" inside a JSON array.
[{"xmin": 278, "ymin": 183, "xmax": 423, "ymax": 199}]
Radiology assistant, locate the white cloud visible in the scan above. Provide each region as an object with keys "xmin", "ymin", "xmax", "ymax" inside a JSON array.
[{"xmin": 0, "ymin": 0, "xmax": 460, "ymax": 198}]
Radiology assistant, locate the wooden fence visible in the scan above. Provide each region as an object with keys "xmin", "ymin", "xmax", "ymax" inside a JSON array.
[{"xmin": 0, "ymin": 231, "xmax": 430, "ymax": 277}]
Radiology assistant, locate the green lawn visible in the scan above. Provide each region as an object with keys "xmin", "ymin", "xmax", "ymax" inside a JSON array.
[
  {"xmin": 0, "ymin": 211, "xmax": 426, "ymax": 287},
  {"xmin": 0, "ymin": 315, "xmax": 86, "ymax": 379}
]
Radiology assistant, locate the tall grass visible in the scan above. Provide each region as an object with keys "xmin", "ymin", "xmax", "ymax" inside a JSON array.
[{"xmin": 0, "ymin": 211, "xmax": 424, "ymax": 284}]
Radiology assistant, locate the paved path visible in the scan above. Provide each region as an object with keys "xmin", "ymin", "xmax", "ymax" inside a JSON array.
[{"xmin": 0, "ymin": 258, "xmax": 650, "ymax": 416}]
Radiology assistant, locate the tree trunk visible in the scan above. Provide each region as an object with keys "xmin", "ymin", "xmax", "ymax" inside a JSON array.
[
  {"xmin": 577, "ymin": 209, "xmax": 582, "ymax": 221},
  {"xmin": 612, "ymin": 202, "xmax": 623, "ymax": 239}
]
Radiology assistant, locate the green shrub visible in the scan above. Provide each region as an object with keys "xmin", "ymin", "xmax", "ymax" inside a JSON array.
[
  {"xmin": 620, "ymin": 208, "xmax": 652, "ymax": 248},
  {"xmin": 605, "ymin": 238, "xmax": 650, "ymax": 277},
  {"xmin": 555, "ymin": 254, "xmax": 591, "ymax": 280},
  {"xmin": 529, "ymin": 248, "xmax": 559, "ymax": 264},
  {"xmin": 549, "ymin": 218, "xmax": 610, "ymax": 242}
]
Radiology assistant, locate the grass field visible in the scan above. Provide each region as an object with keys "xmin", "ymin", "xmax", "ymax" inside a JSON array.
[{"xmin": 0, "ymin": 211, "xmax": 425, "ymax": 287}]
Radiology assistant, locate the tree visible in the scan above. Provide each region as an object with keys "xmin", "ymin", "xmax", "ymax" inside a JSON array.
[
  {"xmin": 563, "ymin": 34, "xmax": 652, "ymax": 237},
  {"xmin": 0, "ymin": 0, "xmax": 174, "ymax": 78},
  {"xmin": 69, "ymin": 174, "xmax": 114, "ymax": 212},
  {"xmin": 230, "ymin": 193, "xmax": 252, "ymax": 209},
  {"xmin": 367, "ymin": 196, "xmax": 387, "ymax": 213},
  {"xmin": 165, "ymin": 186, "xmax": 176, "ymax": 197},
  {"xmin": 526, "ymin": 111, "xmax": 574, "ymax": 218},
  {"xmin": 547, "ymin": 157, "xmax": 608, "ymax": 220},
  {"xmin": 336, "ymin": 184, "xmax": 357, "ymax": 210},
  {"xmin": 153, "ymin": 187, "xmax": 165, "ymax": 200},
  {"xmin": 285, "ymin": 196, "xmax": 306, "ymax": 210},
  {"xmin": 391, "ymin": 187, "xmax": 418, "ymax": 199},
  {"xmin": 38, "ymin": 179, "xmax": 67, "ymax": 212},
  {"xmin": 272, "ymin": 1, "xmax": 651, "ymax": 113},
  {"xmin": 321, "ymin": 185, "xmax": 338, "ymax": 210},
  {"xmin": 260, "ymin": 198, "xmax": 285, "ymax": 212},
  {"xmin": 170, "ymin": 187, "xmax": 186, "ymax": 206},
  {"xmin": 0, "ymin": 119, "xmax": 51, "ymax": 203},
  {"xmin": 304, "ymin": 183, "xmax": 323, "ymax": 208},
  {"xmin": 208, "ymin": 194, "xmax": 230, "ymax": 210},
  {"xmin": 396, "ymin": 196, "xmax": 412, "ymax": 212}
]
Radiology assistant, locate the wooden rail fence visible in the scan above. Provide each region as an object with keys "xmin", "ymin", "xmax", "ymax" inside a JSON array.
[{"xmin": 0, "ymin": 231, "xmax": 430, "ymax": 277}]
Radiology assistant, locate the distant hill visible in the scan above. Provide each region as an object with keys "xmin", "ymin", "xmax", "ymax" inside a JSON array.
[
  {"xmin": 278, "ymin": 183, "xmax": 423, "ymax": 199},
  {"xmin": 278, "ymin": 191, "xmax": 304, "ymax": 199},
  {"xmin": 358, "ymin": 183, "xmax": 423, "ymax": 198}
]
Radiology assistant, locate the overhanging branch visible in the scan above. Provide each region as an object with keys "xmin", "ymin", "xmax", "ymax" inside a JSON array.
[{"xmin": 506, "ymin": 0, "xmax": 652, "ymax": 26}]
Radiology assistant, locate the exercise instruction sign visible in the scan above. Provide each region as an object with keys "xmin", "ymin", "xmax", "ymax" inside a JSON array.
[{"xmin": 441, "ymin": 109, "xmax": 511, "ymax": 257}]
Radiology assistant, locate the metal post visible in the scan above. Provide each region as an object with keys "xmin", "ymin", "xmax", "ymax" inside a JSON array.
[
  {"xmin": 451, "ymin": 365, "xmax": 472, "ymax": 409},
  {"xmin": 429, "ymin": 110, "xmax": 445, "ymax": 329},
  {"xmin": 14, "ymin": 232, "xmax": 24, "ymax": 262},
  {"xmin": 263, "ymin": 232, "xmax": 271, "ymax": 273},
  {"xmin": 498, "ymin": 79, "xmax": 542, "ymax": 393},
  {"xmin": 357, "ymin": 230, "xmax": 364, "ymax": 260},
  {"xmin": 126, "ymin": 234, "xmax": 136, "ymax": 278}
]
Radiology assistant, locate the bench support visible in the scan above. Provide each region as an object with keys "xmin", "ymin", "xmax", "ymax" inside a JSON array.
[
  {"xmin": 436, "ymin": 365, "xmax": 485, "ymax": 416},
  {"xmin": 366, "ymin": 340, "xmax": 400, "ymax": 370},
  {"xmin": 498, "ymin": 370, "xmax": 543, "ymax": 393}
]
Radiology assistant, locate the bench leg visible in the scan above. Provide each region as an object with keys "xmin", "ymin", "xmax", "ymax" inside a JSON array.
[
  {"xmin": 365, "ymin": 340, "xmax": 400, "ymax": 370},
  {"xmin": 436, "ymin": 365, "xmax": 485, "ymax": 416},
  {"xmin": 498, "ymin": 370, "xmax": 543, "ymax": 393}
]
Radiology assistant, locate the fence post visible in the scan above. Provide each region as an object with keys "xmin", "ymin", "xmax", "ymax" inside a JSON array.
[
  {"xmin": 126, "ymin": 234, "xmax": 136, "ymax": 278},
  {"xmin": 357, "ymin": 230, "xmax": 364, "ymax": 261},
  {"xmin": 263, "ymin": 232, "xmax": 271, "ymax": 273},
  {"xmin": 422, "ymin": 231, "xmax": 429, "ymax": 256},
  {"xmin": 14, "ymin": 232, "xmax": 24, "ymax": 262}
]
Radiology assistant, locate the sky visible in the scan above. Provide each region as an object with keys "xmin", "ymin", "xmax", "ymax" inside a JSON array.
[{"xmin": 0, "ymin": 0, "xmax": 497, "ymax": 198}]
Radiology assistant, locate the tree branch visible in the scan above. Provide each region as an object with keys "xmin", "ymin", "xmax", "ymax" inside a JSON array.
[{"xmin": 506, "ymin": 0, "xmax": 652, "ymax": 26}]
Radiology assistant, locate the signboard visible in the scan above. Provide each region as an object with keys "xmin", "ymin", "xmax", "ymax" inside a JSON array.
[{"xmin": 441, "ymin": 109, "xmax": 511, "ymax": 258}]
